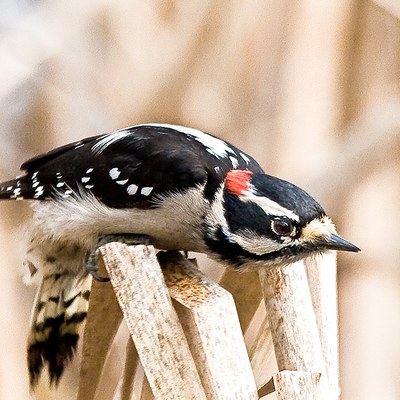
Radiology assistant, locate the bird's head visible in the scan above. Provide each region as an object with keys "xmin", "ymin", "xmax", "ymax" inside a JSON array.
[{"xmin": 205, "ymin": 169, "xmax": 360, "ymax": 269}]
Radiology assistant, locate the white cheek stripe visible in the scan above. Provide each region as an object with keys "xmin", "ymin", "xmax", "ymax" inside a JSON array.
[
  {"xmin": 232, "ymin": 218, "xmax": 336, "ymax": 256},
  {"xmin": 230, "ymin": 230, "xmax": 287, "ymax": 255},
  {"xmin": 239, "ymin": 190, "xmax": 300, "ymax": 222}
]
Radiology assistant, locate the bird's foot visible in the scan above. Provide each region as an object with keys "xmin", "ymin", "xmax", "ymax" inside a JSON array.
[{"xmin": 86, "ymin": 234, "xmax": 152, "ymax": 282}]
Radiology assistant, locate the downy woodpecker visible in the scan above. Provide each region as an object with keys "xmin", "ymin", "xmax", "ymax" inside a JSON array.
[{"xmin": 0, "ymin": 123, "xmax": 359, "ymax": 386}]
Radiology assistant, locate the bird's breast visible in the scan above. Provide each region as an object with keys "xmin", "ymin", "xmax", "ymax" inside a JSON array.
[{"xmin": 29, "ymin": 187, "xmax": 210, "ymax": 253}]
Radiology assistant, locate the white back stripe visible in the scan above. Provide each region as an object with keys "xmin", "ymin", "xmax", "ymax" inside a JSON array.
[
  {"xmin": 96, "ymin": 123, "xmax": 237, "ymax": 160},
  {"xmin": 145, "ymin": 124, "xmax": 236, "ymax": 159},
  {"xmin": 92, "ymin": 131, "xmax": 133, "ymax": 154}
]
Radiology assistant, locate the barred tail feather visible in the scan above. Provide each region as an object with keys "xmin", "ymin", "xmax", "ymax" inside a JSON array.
[{"xmin": 28, "ymin": 272, "xmax": 92, "ymax": 387}]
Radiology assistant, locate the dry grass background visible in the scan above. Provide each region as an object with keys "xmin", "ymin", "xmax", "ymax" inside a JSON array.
[{"xmin": 0, "ymin": 1, "xmax": 399, "ymax": 399}]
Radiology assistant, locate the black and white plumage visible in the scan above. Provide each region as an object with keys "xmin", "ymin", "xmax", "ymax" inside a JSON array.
[{"xmin": 0, "ymin": 123, "xmax": 359, "ymax": 387}]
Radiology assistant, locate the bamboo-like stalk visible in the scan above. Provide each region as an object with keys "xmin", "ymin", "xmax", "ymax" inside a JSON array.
[
  {"xmin": 119, "ymin": 340, "xmax": 140, "ymax": 400},
  {"xmin": 159, "ymin": 251, "xmax": 258, "ymax": 399},
  {"xmin": 218, "ymin": 269, "xmax": 262, "ymax": 332},
  {"xmin": 79, "ymin": 242, "xmax": 338, "ymax": 399},
  {"xmin": 99, "ymin": 243, "xmax": 206, "ymax": 400},
  {"xmin": 139, "ymin": 375, "xmax": 154, "ymax": 400},
  {"xmin": 85, "ymin": 245, "xmax": 258, "ymax": 399},
  {"xmin": 305, "ymin": 252, "xmax": 339, "ymax": 398},
  {"xmin": 273, "ymin": 371, "xmax": 321, "ymax": 400},
  {"xmin": 258, "ymin": 260, "xmax": 331, "ymax": 399},
  {"xmin": 78, "ymin": 258, "xmax": 123, "ymax": 400},
  {"xmin": 245, "ymin": 305, "xmax": 276, "ymax": 391}
]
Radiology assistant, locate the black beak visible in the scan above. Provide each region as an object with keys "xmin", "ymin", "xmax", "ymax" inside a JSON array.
[{"xmin": 323, "ymin": 233, "xmax": 361, "ymax": 253}]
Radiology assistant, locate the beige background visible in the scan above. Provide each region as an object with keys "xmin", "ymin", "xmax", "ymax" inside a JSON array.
[{"xmin": 0, "ymin": 1, "xmax": 399, "ymax": 399}]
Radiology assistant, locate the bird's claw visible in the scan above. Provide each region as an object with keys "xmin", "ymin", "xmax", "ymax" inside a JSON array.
[{"xmin": 86, "ymin": 234, "xmax": 152, "ymax": 282}]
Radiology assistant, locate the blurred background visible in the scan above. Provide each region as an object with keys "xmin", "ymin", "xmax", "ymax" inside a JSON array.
[{"xmin": 0, "ymin": 0, "xmax": 399, "ymax": 399}]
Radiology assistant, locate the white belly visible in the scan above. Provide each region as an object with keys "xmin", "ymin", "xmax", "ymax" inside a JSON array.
[{"xmin": 29, "ymin": 187, "xmax": 210, "ymax": 253}]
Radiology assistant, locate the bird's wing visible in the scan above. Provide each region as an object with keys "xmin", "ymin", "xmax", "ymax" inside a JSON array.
[{"xmin": 1, "ymin": 125, "xmax": 264, "ymax": 207}]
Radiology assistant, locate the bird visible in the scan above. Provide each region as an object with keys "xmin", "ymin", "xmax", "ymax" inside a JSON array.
[{"xmin": 0, "ymin": 123, "xmax": 359, "ymax": 387}]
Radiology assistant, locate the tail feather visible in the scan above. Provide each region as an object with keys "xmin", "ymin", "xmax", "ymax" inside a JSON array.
[
  {"xmin": 0, "ymin": 175, "xmax": 49, "ymax": 201},
  {"xmin": 28, "ymin": 272, "xmax": 92, "ymax": 387},
  {"xmin": 0, "ymin": 178, "xmax": 22, "ymax": 200}
]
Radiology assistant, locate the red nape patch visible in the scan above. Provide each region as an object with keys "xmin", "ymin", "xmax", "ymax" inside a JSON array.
[{"xmin": 225, "ymin": 169, "xmax": 253, "ymax": 196}]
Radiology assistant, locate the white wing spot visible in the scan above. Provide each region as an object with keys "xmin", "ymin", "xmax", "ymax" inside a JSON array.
[
  {"xmin": 63, "ymin": 189, "xmax": 73, "ymax": 198},
  {"xmin": 56, "ymin": 182, "xmax": 65, "ymax": 188},
  {"xmin": 33, "ymin": 186, "xmax": 44, "ymax": 199},
  {"xmin": 81, "ymin": 177, "xmax": 90, "ymax": 183},
  {"xmin": 32, "ymin": 171, "xmax": 39, "ymax": 178},
  {"xmin": 32, "ymin": 181, "xmax": 40, "ymax": 188},
  {"xmin": 12, "ymin": 188, "xmax": 22, "ymax": 196},
  {"xmin": 6, "ymin": 186, "xmax": 13, "ymax": 191},
  {"xmin": 116, "ymin": 179, "xmax": 129, "ymax": 185},
  {"xmin": 214, "ymin": 166, "xmax": 221, "ymax": 173},
  {"xmin": 109, "ymin": 168, "xmax": 121, "ymax": 180},
  {"xmin": 85, "ymin": 185, "xmax": 94, "ymax": 189},
  {"xmin": 141, "ymin": 187, "xmax": 153, "ymax": 196},
  {"xmin": 127, "ymin": 184, "xmax": 138, "ymax": 195},
  {"xmin": 86, "ymin": 168, "xmax": 94, "ymax": 173}
]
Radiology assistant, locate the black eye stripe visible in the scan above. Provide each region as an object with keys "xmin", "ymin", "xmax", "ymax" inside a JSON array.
[
  {"xmin": 224, "ymin": 193, "xmax": 300, "ymax": 239},
  {"xmin": 224, "ymin": 194, "xmax": 270, "ymax": 235}
]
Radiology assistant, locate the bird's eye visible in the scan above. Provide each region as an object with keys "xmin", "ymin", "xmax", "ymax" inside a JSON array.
[{"xmin": 271, "ymin": 217, "xmax": 293, "ymax": 236}]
